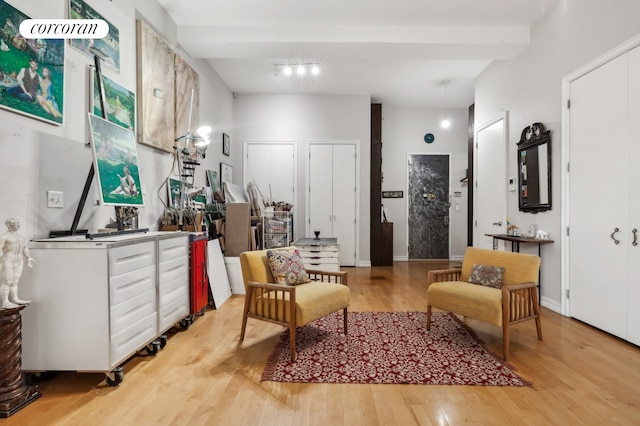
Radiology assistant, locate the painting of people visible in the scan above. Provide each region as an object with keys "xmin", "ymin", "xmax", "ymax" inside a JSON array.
[
  {"xmin": 69, "ymin": 0, "xmax": 120, "ymax": 72},
  {"xmin": 90, "ymin": 68, "xmax": 135, "ymax": 132},
  {"xmin": 88, "ymin": 114, "xmax": 144, "ymax": 207},
  {"xmin": 0, "ymin": 0, "xmax": 65, "ymax": 125}
]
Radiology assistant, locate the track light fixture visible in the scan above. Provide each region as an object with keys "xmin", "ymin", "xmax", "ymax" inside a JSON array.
[{"xmin": 275, "ymin": 63, "xmax": 321, "ymax": 78}]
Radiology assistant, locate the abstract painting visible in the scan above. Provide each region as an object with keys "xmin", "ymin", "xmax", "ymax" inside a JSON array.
[
  {"xmin": 0, "ymin": 0, "xmax": 65, "ymax": 125},
  {"xmin": 175, "ymin": 53, "xmax": 199, "ymax": 138},
  {"xmin": 88, "ymin": 114, "xmax": 144, "ymax": 206},
  {"xmin": 136, "ymin": 19, "xmax": 175, "ymax": 153}
]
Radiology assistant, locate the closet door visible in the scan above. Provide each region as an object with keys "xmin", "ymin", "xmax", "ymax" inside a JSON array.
[
  {"xmin": 569, "ymin": 53, "xmax": 629, "ymax": 338},
  {"xmin": 308, "ymin": 144, "xmax": 334, "ymax": 239},
  {"xmin": 332, "ymin": 144, "xmax": 357, "ymax": 266},
  {"xmin": 245, "ymin": 142, "xmax": 295, "ymax": 205},
  {"xmin": 626, "ymin": 46, "xmax": 640, "ymax": 345}
]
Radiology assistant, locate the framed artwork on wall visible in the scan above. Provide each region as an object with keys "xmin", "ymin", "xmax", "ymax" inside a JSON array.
[
  {"xmin": 136, "ymin": 19, "xmax": 175, "ymax": 153},
  {"xmin": 0, "ymin": 0, "xmax": 65, "ymax": 125},
  {"xmin": 69, "ymin": 0, "xmax": 120, "ymax": 73},
  {"xmin": 90, "ymin": 68, "xmax": 135, "ymax": 132},
  {"xmin": 220, "ymin": 162, "xmax": 233, "ymax": 191},
  {"xmin": 223, "ymin": 133, "xmax": 230, "ymax": 156},
  {"xmin": 88, "ymin": 114, "xmax": 144, "ymax": 207}
]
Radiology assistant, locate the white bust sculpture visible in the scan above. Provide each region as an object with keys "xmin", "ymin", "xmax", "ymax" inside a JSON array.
[{"xmin": 0, "ymin": 218, "xmax": 35, "ymax": 309}]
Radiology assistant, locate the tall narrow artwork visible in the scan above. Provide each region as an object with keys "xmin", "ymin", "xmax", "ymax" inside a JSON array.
[
  {"xmin": 88, "ymin": 114, "xmax": 144, "ymax": 207},
  {"xmin": 90, "ymin": 68, "xmax": 135, "ymax": 132},
  {"xmin": 175, "ymin": 54, "xmax": 199, "ymax": 138},
  {"xmin": 136, "ymin": 19, "xmax": 175, "ymax": 153},
  {"xmin": 69, "ymin": 0, "xmax": 120, "ymax": 72},
  {"xmin": 0, "ymin": 0, "xmax": 65, "ymax": 125}
]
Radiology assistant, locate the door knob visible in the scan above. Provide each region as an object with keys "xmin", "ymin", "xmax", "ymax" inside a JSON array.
[{"xmin": 492, "ymin": 221, "xmax": 503, "ymax": 226}]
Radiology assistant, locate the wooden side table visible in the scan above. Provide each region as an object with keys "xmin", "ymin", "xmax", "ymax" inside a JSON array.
[{"xmin": 0, "ymin": 305, "xmax": 41, "ymax": 418}]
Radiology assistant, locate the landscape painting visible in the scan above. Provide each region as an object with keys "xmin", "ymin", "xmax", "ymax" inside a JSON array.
[
  {"xmin": 0, "ymin": 0, "xmax": 65, "ymax": 125},
  {"xmin": 88, "ymin": 114, "xmax": 144, "ymax": 206},
  {"xmin": 90, "ymin": 68, "xmax": 135, "ymax": 132},
  {"xmin": 69, "ymin": 0, "xmax": 120, "ymax": 72}
]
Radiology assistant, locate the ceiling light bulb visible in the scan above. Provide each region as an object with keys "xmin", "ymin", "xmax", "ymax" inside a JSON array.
[
  {"xmin": 283, "ymin": 66, "xmax": 292, "ymax": 76},
  {"xmin": 296, "ymin": 65, "xmax": 306, "ymax": 76},
  {"xmin": 441, "ymin": 118, "xmax": 451, "ymax": 129},
  {"xmin": 311, "ymin": 64, "xmax": 320, "ymax": 75}
]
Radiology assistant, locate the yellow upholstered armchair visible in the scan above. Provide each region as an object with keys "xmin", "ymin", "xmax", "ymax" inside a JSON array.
[
  {"xmin": 426, "ymin": 247, "xmax": 542, "ymax": 360},
  {"xmin": 239, "ymin": 248, "xmax": 350, "ymax": 361}
]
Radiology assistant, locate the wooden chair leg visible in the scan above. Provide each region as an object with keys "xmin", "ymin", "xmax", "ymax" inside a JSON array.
[
  {"xmin": 426, "ymin": 305, "xmax": 432, "ymax": 330},
  {"xmin": 240, "ymin": 314, "xmax": 248, "ymax": 341},
  {"xmin": 343, "ymin": 308, "xmax": 348, "ymax": 335},
  {"xmin": 503, "ymin": 322, "xmax": 510, "ymax": 361},
  {"xmin": 535, "ymin": 316, "xmax": 543, "ymax": 340}
]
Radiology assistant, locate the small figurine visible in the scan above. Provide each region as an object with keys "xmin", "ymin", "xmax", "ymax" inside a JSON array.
[
  {"xmin": 536, "ymin": 229, "xmax": 549, "ymax": 240},
  {"xmin": 0, "ymin": 218, "xmax": 35, "ymax": 309}
]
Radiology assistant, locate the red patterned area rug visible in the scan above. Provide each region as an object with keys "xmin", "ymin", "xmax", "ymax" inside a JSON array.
[{"xmin": 261, "ymin": 311, "xmax": 532, "ymax": 386}]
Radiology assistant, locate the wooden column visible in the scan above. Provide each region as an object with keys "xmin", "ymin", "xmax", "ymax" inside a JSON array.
[
  {"xmin": 0, "ymin": 305, "xmax": 41, "ymax": 418},
  {"xmin": 370, "ymin": 103, "xmax": 384, "ymax": 265}
]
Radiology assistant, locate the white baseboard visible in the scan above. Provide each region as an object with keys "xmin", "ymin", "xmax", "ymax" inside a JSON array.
[
  {"xmin": 541, "ymin": 296, "xmax": 562, "ymax": 314},
  {"xmin": 357, "ymin": 260, "xmax": 372, "ymax": 267},
  {"xmin": 393, "ymin": 255, "xmax": 408, "ymax": 261}
]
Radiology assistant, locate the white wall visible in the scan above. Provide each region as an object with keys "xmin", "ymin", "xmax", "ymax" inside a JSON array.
[
  {"xmin": 233, "ymin": 94, "xmax": 371, "ymax": 264},
  {"xmin": 474, "ymin": 0, "xmax": 640, "ymax": 311},
  {"xmin": 381, "ymin": 106, "xmax": 468, "ymax": 260},
  {"xmin": 0, "ymin": 0, "xmax": 233, "ymax": 239}
]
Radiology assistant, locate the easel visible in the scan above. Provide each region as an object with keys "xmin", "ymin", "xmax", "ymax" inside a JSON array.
[{"xmin": 50, "ymin": 49, "xmax": 147, "ymax": 239}]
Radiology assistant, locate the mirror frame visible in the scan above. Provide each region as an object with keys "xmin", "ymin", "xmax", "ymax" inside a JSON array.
[{"xmin": 517, "ymin": 123, "xmax": 552, "ymax": 213}]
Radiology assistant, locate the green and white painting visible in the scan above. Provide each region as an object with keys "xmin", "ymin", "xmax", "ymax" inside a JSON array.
[
  {"xmin": 91, "ymin": 69, "xmax": 135, "ymax": 132},
  {"xmin": 69, "ymin": 0, "xmax": 120, "ymax": 72},
  {"xmin": 88, "ymin": 114, "xmax": 144, "ymax": 206},
  {"xmin": 0, "ymin": 0, "xmax": 65, "ymax": 125}
]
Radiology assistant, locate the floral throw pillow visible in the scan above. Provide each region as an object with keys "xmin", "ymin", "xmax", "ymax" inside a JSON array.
[
  {"xmin": 267, "ymin": 248, "xmax": 312, "ymax": 286},
  {"xmin": 467, "ymin": 264, "xmax": 505, "ymax": 289}
]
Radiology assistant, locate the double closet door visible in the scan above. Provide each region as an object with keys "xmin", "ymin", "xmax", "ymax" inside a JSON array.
[
  {"xmin": 568, "ymin": 44, "xmax": 640, "ymax": 345},
  {"xmin": 307, "ymin": 142, "xmax": 358, "ymax": 266}
]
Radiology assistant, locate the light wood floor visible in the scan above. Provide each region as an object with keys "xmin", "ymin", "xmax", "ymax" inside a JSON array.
[{"xmin": 6, "ymin": 261, "xmax": 640, "ymax": 425}]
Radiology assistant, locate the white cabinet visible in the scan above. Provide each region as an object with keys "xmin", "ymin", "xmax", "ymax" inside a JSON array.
[
  {"xmin": 20, "ymin": 232, "xmax": 190, "ymax": 380},
  {"xmin": 568, "ymin": 44, "xmax": 640, "ymax": 345},
  {"xmin": 307, "ymin": 142, "xmax": 357, "ymax": 266},
  {"xmin": 293, "ymin": 238, "xmax": 340, "ymax": 272}
]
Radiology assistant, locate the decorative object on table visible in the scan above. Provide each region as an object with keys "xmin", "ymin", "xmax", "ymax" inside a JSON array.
[
  {"xmin": 223, "ymin": 133, "xmax": 230, "ymax": 156},
  {"xmin": 69, "ymin": 0, "xmax": 120, "ymax": 72},
  {"xmin": 507, "ymin": 223, "xmax": 518, "ymax": 236},
  {"xmin": 88, "ymin": 114, "xmax": 144, "ymax": 207},
  {"xmin": 261, "ymin": 311, "xmax": 531, "ymax": 387},
  {"xmin": 0, "ymin": 219, "xmax": 34, "ymax": 310},
  {"xmin": 0, "ymin": 0, "xmax": 65, "ymax": 125},
  {"xmin": 314, "ymin": 231, "xmax": 320, "ymax": 239},
  {"xmin": 136, "ymin": 19, "xmax": 175, "ymax": 152},
  {"xmin": 528, "ymin": 223, "xmax": 537, "ymax": 237},
  {"xmin": 90, "ymin": 68, "xmax": 135, "ymax": 132},
  {"xmin": 536, "ymin": 229, "xmax": 549, "ymax": 240}
]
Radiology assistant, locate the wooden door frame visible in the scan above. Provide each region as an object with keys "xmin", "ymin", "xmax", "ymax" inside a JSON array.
[
  {"xmin": 305, "ymin": 139, "xmax": 360, "ymax": 266},
  {"xmin": 405, "ymin": 152, "xmax": 452, "ymax": 260}
]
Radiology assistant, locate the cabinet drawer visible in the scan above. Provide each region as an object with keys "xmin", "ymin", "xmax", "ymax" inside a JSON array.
[
  {"xmin": 109, "ymin": 264, "xmax": 155, "ymax": 306},
  {"xmin": 109, "ymin": 241, "xmax": 155, "ymax": 277},
  {"xmin": 297, "ymin": 245, "xmax": 339, "ymax": 253},
  {"xmin": 299, "ymin": 251, "xmax": 339, "ymax": 260},
  {"xmin": 110, "ymin": 289, "xmax": 156, "ymax": 336},
  {"xmin": 305, "ymin": 263, "xmax": 340, "ymax": 272},
  {"xmin": 158, "ymin": 296, "xmax": 190, "ymax": 333},
  {"xmin": 110, "ymin": 312, "xmax": 157, "ymax": 366},
  {"xmin": 158, "ymin": 236, "xmax": 189, "ymax": 263},
  {"xmin": 159, "ymin": 255, "xmax": 189, "ymax": 286}
]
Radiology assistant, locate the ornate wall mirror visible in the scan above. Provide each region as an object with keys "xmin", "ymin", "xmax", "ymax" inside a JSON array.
[{"xmin": 517, "ymin": 123, "xmax": 551, "ymax": 213}]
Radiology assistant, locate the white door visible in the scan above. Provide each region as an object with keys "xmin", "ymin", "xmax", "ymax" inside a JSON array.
[
  {"xmin": 308, "ymin": 142, "xmax": 357, "ymax": 266},
  {"xmin": 627, "ymin": 46, "xmax": 640, "ymax": 345},
  {"xmin": 474, "ymin": 113, "xmax": 508, "ymax": 249},
  {"xmin": 568, "ymin": 53, "xmax": 628, "ymax": 338},
  {"xmin": 244, "ymin": 141, "xmax": 296, "ymax": 206}
]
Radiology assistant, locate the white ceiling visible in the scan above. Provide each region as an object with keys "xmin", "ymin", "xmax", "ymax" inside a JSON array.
[{"xmin": 156, "ymin": 0, "xmax": 559, "ymax": 109}]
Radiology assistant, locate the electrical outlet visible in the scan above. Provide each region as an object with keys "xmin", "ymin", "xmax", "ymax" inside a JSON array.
[{"xmin": 47, "ymin": 191, "xmax": 64, "ymax": 208}]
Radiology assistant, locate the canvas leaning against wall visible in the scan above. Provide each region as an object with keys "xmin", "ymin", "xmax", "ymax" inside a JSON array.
[
  {"xmin": 0, "ymin": 0, "xmax": 65, "ymax": 125},
  {"xmin": 90, "ymin": 68, "xmax": 135, "ymax": 132},
  {"xmin": 69, "ymin": 0, "xmax": 120, "ymax": 72},
  {"xmin": 88, "ymin": 114, "xmax": 144, "ymax": 207}
]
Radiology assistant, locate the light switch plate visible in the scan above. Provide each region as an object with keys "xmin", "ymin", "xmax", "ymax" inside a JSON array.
[
  {"xmin": 47, "ymin": 191, "xmax": 64, "ymax": 208},
  {"xmin": 508, "ymin": 176, "xmax": 517, "ymax": 192}
]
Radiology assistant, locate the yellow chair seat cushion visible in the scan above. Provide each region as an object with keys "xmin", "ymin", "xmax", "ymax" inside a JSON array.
[
  {"xmin": 427, "ymin": 281, "xmax": 503, "ymax": 327},
  {"xmin": 251, "ymin": 282, "xmax": 350, "ymax": 325}
]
